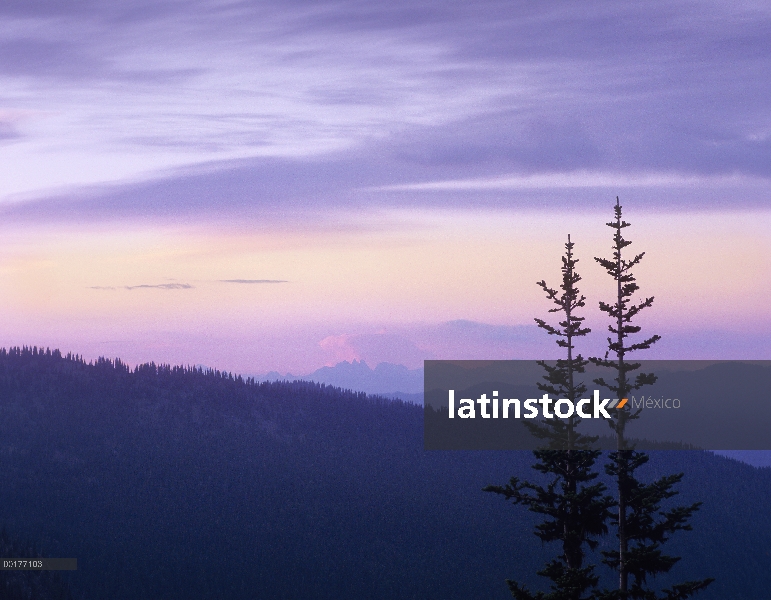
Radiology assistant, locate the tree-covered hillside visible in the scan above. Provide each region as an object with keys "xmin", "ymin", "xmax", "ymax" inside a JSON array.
[{"xmin": 0, "ymin": 347, "xmax": 767, "ymax": 599}]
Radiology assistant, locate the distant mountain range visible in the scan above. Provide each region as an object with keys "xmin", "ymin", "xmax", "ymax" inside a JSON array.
[
  {"xmin": 258, "ymin": 359, "xmax": 424, "ymax": 402},
  {"xmin": 259, "ymin": 360, "xmax": 771, "ymax": 467}
]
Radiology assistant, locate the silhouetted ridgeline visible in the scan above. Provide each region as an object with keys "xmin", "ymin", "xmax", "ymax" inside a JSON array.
[{"xmin": 0, "ymin": 347, "xmax": 768, "ymax": 599}]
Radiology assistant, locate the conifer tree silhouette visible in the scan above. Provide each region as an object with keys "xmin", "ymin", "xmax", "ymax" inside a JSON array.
[
  {"xmin": 591, "ymin": 198, "xmax": 713, "ymax": 600},
  {"xmin": 485, "ymin": 235, "xmax": 613, "ymax": 600}
]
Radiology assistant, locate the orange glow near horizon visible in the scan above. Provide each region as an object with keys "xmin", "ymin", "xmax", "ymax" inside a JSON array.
[{"xmin": 0, "ymin": 207, "xmax": 768, "ymax": 373}]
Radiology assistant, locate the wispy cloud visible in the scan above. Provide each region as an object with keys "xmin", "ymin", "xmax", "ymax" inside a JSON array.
[
  {"xmin": 89, "ymin": 283, "xmax": 193, "ymax": 291},
  {"xmin": 126, "ymin": 283, "xmax": 192, "ymax": 290},
  {"xmin": 366, "ymin": 172, "xmax": 767, "ymax": 192},
  {"xmin": 1, "ymin": 0, "xmax": 769, "ymax": 208},
  {"xmin": 4, "ymin": 150, "xmax": 769, "ymax": 229},
  {"xmin": 220, "ymin": 279, "xmax": 287, "ymax": 284}
]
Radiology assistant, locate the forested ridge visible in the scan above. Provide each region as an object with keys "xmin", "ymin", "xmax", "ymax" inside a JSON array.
[{"xmin": 0, "ymin": 347, "xmax": 768, "ymax": 599}]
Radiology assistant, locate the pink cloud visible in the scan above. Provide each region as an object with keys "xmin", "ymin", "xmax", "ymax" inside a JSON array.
[{"xmin": 318, "ymin": 332, "xmax": 431, "ymax": 368}]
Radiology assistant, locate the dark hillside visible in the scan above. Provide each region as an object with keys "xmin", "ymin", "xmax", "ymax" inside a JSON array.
[{"xmin": 0, "ymin": 347, "xmax": 767, "ymax": 599}]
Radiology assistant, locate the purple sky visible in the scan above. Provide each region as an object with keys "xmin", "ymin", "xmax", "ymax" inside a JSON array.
[{"xmin": 0, "ymin": 1, "xmax": 769, "ymax": 374}]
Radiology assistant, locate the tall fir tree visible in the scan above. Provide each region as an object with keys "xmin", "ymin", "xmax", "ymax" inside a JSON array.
[
  {"xmin": 485, "ymin": 235, "xmax": 613, "ymax": 600},
  {"xmin": 591, "ymin": 198, "xmax": 713, "ymax": 600}
]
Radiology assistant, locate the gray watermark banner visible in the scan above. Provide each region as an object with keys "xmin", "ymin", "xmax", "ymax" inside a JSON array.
[
  {"xmin": 423, "ymin": 360, "xmax": 771, "ymax": 450},
  {"xmin": 0, "ymin": 558, "xmax": 77, "ymax": 570}
]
